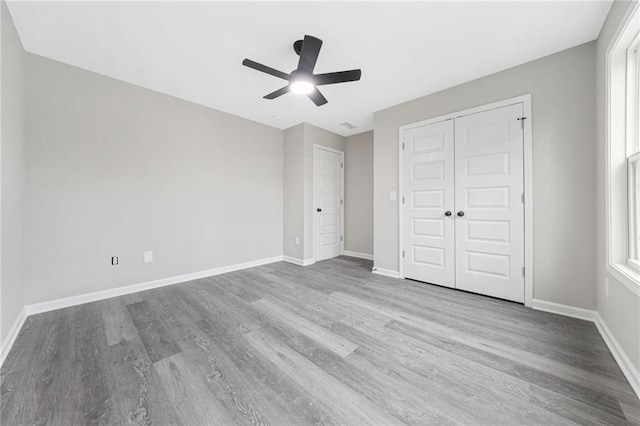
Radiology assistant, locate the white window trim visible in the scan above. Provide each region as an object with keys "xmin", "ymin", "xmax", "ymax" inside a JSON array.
[
  {"xmin": 627, "ymin": 152, "xmax": 640, "ymax": 269},
  {"xmin": 627, "ymin": 32, "xmax": 640, "ymax": 159},
  {"xmin": 605, "ymin": 1, "xmax": 640, "ymax": 297},
  {"xmin": 626, "ymin": 33, "xmax": 640, "ymax": 270},
  {"xmin": 627, "ymin": 258, "xmax": 640, "ymax": 273}
]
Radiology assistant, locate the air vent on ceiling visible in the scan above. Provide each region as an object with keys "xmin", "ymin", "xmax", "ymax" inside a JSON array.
[{"xmin": 340, "ymin": 122, "xmax": 356, "ymax": 130}]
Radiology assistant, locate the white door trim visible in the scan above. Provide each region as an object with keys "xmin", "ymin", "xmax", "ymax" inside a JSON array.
[
  {"xmin": 398, "ymin": 94, "xmax": 533, "ymax": 307},
  {"xmin": 313, "ymin": 144, "xmax": 345, "ymax": 261}
]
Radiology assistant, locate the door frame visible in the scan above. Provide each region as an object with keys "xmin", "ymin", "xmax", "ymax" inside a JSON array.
[
  {"xmin": 313, "ymin": 144, "xmax": 345, "ymax": 261},
  {"xmin": 398, "ymin": 94, "xmax": 533, "ymax": 306}
]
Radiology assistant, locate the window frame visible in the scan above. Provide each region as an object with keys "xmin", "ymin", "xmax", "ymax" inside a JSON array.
[
  {"xmin": 627, "ymin": 152, "xmax": 640, "ymax": 272},
  {"xmin": 627, "ymin": 32, "xmax": 640, "ymax": 272},
  {"xmin": 605, "ymin": 1, "xmax": 640, "ymax": 295}
]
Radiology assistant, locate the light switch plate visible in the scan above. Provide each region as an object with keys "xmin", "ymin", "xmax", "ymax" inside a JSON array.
[
  {"xmin": 390, "ymin": 191, "xmax": 397, "ymax": 201},
  {"xmin": 144, "ymin": 251, "xmax": 153, "ymax": 263}
]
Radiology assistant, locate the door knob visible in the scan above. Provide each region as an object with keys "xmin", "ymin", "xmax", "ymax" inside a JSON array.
[
  {"xmin": 444, "ymin": 211, "xmax": 452, "ymax": 216},
  {"xmin": 457, "ymin": 211, "xmax": 465, "ymax": 217},
  {"xmin": 317, "ymin": 208, "xmax": 322, "ymax": 212}
]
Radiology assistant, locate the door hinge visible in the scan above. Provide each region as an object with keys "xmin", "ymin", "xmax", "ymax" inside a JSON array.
[
  {"xmin": 402, "ymin": 250, "xmax": 405, "ymax": 258},
  {"xmin": 522, "ymin": 266, "xmax": 525, "ymax": 277},
  {"xmin": 517, "ymin": 116, "xmax": 527, "ymax": 129},
  {"xmin": 341, "ymin": 236, "xmax": 343, "ymax": 242},
  {"xmin": 402, "ymin": 196, "xmax": 405, "ymax": 204},
  {"xmin": 402, "ymin": 142, "xmax": 405, "ymax": 150},
  {"xmin": 341, "ymin": 163, "xmax": 344, "ymax": 169},
  {"xmin": 521, "ymin": 193, "xmax": 525, "ymax": 204},
  {"xmin": 341, "ymin": 199, "xmax": 343, "ymax": 205}
]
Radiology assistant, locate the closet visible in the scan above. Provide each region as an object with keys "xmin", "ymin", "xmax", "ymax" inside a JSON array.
[{"xmin": 400, "ymin": 102, "xmax": 526, "ymax": 303}]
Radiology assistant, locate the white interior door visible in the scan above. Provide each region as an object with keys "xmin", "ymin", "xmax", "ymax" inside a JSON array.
[
  {"xmin": 402, "ymin": 120, "xmax": 455, "ymax": 288},
  {"xmin": 454, "ymin": 104, "xmax": 525, "ymax": 302},
  {"xmin": 314, "ymin": 147, "xmax": 343, "ymax": 262}
]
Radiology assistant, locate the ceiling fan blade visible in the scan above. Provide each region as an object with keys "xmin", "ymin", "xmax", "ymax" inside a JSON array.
[
  {"xmin": 297, "ymin": 35, "xmax": 323, "ymax": 74},
  {"xmin": 314, "ymin": 69, "xmax": 362, "ymax": 86},
  {"xmin": 263, "ymin": 86, "xmax": 290, "ymax": 100},
  {"xmin": 307, "ymin": 87, "xmax": 328, "ymax": 106},
  {"xmin": 242, "ymin": 59, "xmax": 290, "ymax": 81}
]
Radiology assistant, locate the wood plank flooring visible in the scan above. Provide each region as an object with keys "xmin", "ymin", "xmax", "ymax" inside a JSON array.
[{"xmin": 1, "ymin": 256, "xmax": 638, "ymax": 425}]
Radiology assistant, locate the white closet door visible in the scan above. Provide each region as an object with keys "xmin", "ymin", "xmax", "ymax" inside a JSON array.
[
  {"xmin": 454, "ymin": 103, "xmax": 525, "ymax": 302},
  {"xmin": 402, "ymin": 120, "xmax": 455, "ymax": 288}
]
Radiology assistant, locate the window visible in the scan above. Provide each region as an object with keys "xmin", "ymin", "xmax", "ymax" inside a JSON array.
[
  {"xmin": 607, "ymin": 1, "xmax": 640, "ymax": 288},
  {"xmin": 627, "ymin": 32, "xmax": 640, "ymax": 270}
]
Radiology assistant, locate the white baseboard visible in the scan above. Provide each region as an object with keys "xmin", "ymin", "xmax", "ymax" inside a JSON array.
[
  {"xmin": 0, "ymin": 307, "xmax": 27, "ymax": 367},
  {"xmin": 595, "ymin": 312, "xmax": 640, "ymax": 399},
  {"xmin": 282, "ymin": 256, "xmax": 315, "ymax": 266},
  {"xmin": 4, "ymin": 256, "xmax": 639, "ymax": 401},
  {"xmin": 342, "ymin": 250, "xmax": 373, "ymax": 260},
  {"xmin": 282, "ymin": 256, "xmax": 303, "ymax": 266},
  {"xmin": 531, "ymin": 299, "xmax": 639, "ymax": 400},
  {"xmin": 25, "ymin": 255, "xmax": 284, "ymax": 316},
  {"xmin": 531, "ymin": 299, "xmax": 597, "ymax": 321},
  {"xmin": 371, "ymin": 267, "xmax": 400, "ymax": 278}
]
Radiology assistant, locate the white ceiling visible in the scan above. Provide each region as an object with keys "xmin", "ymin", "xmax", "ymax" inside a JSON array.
[{"xmin": 7, "ymin": 1, "xmax": 611, "ymax": 136}]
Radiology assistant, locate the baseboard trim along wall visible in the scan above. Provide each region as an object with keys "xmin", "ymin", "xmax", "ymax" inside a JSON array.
[
  {"xmin": 282, "ymin": 256, "xmax": 315, "ymax": 266},
  {"xmin": 0, "ymin": 307, "xmax": 28, "ymax": 367},
  {"xmin": 371, "ymin": 267, "xmax": 400, "ymax": 278},
  {"xmin": 2, "ymin": 260, "xmax": 639, "ymax": 400},
  {"xmin": 25, "ymin": 255, "xmax": 283, "ymax": 317},
  {"xmin": 343, "ymin": 250, "xmax": 374, "ymax": 260},
  {"xmin": 530, "ymin": 299, "xmax": 597, "ymax": 321},
  {"xmin": 594, "ymin": 312, "xmax": 640, "ymax": 399},
  {"xmin": 532, "ymin": 299, "xmax": 639, "ymax": 399}
]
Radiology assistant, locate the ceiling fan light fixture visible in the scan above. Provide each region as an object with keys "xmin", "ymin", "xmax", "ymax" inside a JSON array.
[
  {"xmin": 242, "ymin": 34, "xmax": 361, "ymax": 106},
  {"xmin": 289, "ymin": 78, "xmax": 314, "ymax": 95}
]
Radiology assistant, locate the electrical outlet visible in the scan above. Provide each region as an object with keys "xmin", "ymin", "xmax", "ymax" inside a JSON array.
[
  {"xmin": 295, "ymin": 237, "xmax": 300, "ymax": 246},
  {"xmin": 604, "ymin": 277, "xmax": 609, "ymax": 297},
  {"xmin": 144, "ymin": 251, "xmax": 153, "ymax": 263},
  {"xmin": 111, "ymin": 256, "xmax": 119, "ymax": 266}
]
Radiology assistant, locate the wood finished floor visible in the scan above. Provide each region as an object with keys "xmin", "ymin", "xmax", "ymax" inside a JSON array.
[{"xmin": 1, "ymin": 256, "xmax": 639, "ymax": 425}]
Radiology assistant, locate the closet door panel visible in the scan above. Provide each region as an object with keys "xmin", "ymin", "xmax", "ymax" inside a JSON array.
[
  {"xmin": 402, "ymin": 120, "xmax": 455, "ymax": 288},
  {"xmin": 454, "ymin": 103, "xmax": 525, "ymax": 303}
]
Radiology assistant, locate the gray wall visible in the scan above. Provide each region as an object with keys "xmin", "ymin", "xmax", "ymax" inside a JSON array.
[
  {"xmin": 345, "ymin": 131, "xmax": 373, "ymax": 256},
  {"xmin": 596, "ymin": 0, "xmax": 640, "ymax": 371},
  {"xmin": 283, "ymin": 124, "xmax": 304, "ymax": 260},
  {"xmin": 1, "ymin": 1, "xmax": 26, "ymax": 344},
  {"xmin": 24, "ymin": 54, "xmax": 284, "ymax": 305},
  {"xmin": 374, "ymin": 41, "xmax": 597, "ymax": 309}
]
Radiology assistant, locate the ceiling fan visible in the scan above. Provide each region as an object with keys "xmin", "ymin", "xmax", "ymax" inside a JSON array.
[{"xmin": 242, "ymin": 35, "xmax": 361, "ymax": 106}]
